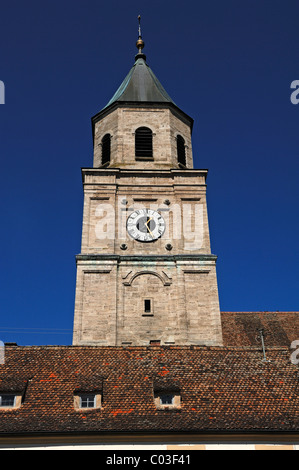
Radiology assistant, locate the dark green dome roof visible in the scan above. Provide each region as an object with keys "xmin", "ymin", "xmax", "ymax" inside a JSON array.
[{"xmin": 103, "ymin": 56, "xmax": 176, "ymax": 109}]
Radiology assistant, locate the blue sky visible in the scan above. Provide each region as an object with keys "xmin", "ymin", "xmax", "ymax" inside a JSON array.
[{"xmin": 0, "ymin": 0, "xmax": 298, "ymax": 345}]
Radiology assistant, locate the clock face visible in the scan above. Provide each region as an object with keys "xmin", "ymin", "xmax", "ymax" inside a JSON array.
[{"xmin": 127, "ymin": 209, "xmax": 166, "ymax": 242}]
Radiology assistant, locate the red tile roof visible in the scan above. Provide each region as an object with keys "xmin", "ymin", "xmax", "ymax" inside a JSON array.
[
  {"xmin": 221, "ymin": 312, "xmax": 299, "ymax": 347},
  {"xmin": 0, "ymin": 344, "xmax": 298, "ymax": 435}
]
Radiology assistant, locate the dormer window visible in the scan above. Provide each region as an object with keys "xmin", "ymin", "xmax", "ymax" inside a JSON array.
[
  {"xmin": 0, "ymin": 393, "xmax": 22, "ymax": 409},
  {"xmin": 135, "ymin": 127, "xmax": 153, "ymax": 160},
  {"xmin": 153, "ymin": 375, "xmax": 181, "ymax": 410},
  {"xmin": 154, "ymin": 390, "xmax": 181, "ymax": 409},
  {"xmin": 74, "ymin": 392, "xmax": 102, "ymax": 410},
  {"xmin": 159, "ymin": 393, "xmax": 174, "ymax": 405},
  {"xmin": 101, "ymin": 134, "xmax": 111, "ymax": 166},
  {"xmin": 0, "ymin": 394, "xmax": 16, "ymax": 407},
  {"xmin": 177, "ymin": 135, "xmax": 186, "ymax": 167},
  {"xmin": 80, "ymin": 394, "xmax": 96, "ymax": 408}
]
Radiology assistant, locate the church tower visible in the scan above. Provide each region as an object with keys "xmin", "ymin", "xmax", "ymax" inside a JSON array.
[{"xmin": 72, "ymin": 20, "xmax": 223, "ymax": 346}]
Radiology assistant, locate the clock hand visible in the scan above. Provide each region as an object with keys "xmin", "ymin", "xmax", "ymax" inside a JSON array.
[
  {"xmin": 146, "ymin": 217, "xmax": 153, "ymax": 226},
  {"xmin": 145, "ymin": 217, "xmax": 154, "ymax": 237},
  {"xmin": 147, "ymin": 227, "xmax": 154, "ymax": 238}
]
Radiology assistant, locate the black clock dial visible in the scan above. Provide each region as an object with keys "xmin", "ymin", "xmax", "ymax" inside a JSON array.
[{"xmin": 127, "ymin": 209, "xmax": 165, "ymax": 242}]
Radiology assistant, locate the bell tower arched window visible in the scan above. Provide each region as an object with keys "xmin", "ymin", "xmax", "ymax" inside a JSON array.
[
  {"xmin": 135, "ymin": 127, "xmax": 153, "ymax": 160},
  {"xmin": 101, "ymin": 134, "xmax": 111, "ymax": 165},
  {"xmin": 177, "ymin": 135, "xmax": 186, "ymax": 167}
]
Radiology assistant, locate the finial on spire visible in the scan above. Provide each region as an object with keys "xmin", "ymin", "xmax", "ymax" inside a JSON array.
[{"xmin": 135, "ymin": 15, "xmax": 146, "ymax": 61}]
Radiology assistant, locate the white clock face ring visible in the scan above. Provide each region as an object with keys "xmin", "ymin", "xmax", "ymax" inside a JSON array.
[{"xmin": 127, "ymin": 209, "xmax": 166, "ymax": 242}]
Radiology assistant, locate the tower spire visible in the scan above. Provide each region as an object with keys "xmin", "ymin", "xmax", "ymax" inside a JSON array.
[{"xmin": 135, "ymin": 15, "xmax": 146, "ymax": 61}]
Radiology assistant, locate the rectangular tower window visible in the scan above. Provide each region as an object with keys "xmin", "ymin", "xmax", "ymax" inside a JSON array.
[{"xmin": 144, "ymin": 299, "xmax": 151, "ymax": 313}]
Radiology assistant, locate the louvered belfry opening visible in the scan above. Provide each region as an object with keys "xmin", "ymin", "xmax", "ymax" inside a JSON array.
[
  {"xmin": 135, "ymin": 127, "xmax": 153, "ymax": 160},
  {"xmin": 177, "ymin": 135, "xmax": 186, "ymax": 167},
  {"xmin": 101, "ymin": 134, "xmax": 111, "ymax": 165}
]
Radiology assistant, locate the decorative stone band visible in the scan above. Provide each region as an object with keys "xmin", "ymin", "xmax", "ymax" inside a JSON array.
[{"xmin": 76, "ymin": 254, "xmax": 218, "ymax": 262}]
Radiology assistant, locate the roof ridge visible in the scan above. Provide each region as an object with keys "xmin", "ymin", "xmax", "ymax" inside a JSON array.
[
  {"xmin": 221, "ymin": 311, "xmax": 299, "ymax": 313},
  {"xmin": 2, "ymin": 344, "xmax": 291, "ymax": 351}
]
